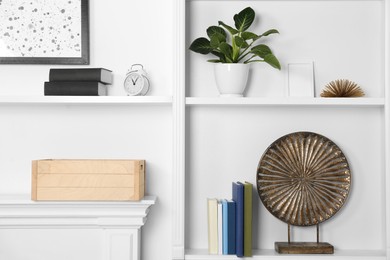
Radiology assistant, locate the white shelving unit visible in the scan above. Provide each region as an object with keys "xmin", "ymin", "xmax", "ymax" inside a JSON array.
[
  {"xmin": 173, "ymin": 0, "xmax": 390, "ymax": 259},
  {"xmin": 0, "ymin": 0, "xmax": 388, "ymax": 259}
]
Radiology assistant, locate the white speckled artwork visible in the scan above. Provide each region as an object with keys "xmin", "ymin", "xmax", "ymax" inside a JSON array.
[{"xmin": 0, "ymin": 0, "xmax": 82, "ymax": 58}]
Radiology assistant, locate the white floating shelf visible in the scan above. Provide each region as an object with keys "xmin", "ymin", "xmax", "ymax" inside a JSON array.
[
  {"xmin": 187, "ymin": 0, "xmax": 376, "ymax": 2},
  {"xmin": 185, "ymin": 249, "xmax": 386, "ymax": 260},
  {"xmin": 185, "ymin": 97, "xmax": 385, "ymax": 106},
  {"xmin": 0, "ymin": 96, "xmax": 173, "ymax": 105}
]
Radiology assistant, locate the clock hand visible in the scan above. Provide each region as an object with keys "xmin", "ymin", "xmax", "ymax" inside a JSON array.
[{"xmin": 131, "ymin": 77, "xmax": 139, "ymax": 85}]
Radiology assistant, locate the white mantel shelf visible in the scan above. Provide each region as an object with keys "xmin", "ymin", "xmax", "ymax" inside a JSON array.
[
  {"xmin": 0, "ymin": 195, "xmax": 156, "ymax": 228},
  {"xmin": 0, "ymin": 195, "xmax": 156, "ymax": 260}
]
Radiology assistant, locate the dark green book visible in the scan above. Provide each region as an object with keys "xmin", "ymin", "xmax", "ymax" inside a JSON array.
[{"xmin": 243, "ymin": 181, "xmax": 253, "ymax": 257}]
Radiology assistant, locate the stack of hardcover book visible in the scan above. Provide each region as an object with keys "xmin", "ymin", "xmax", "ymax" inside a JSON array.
[
  {"xmin": 207, "ymin": 181, "xmax": 253, "ymax": 257},
  {"xmin": 44, "ymin": 68, "xmax": 113, "ymax": 96}
]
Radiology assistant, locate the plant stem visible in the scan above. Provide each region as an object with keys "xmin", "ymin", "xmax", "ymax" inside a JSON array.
[
  {"xmin": 243, "ymin": 54, "xmax": 257, "ymax": 63},
  {"xmin": 244, "ymin": 59, "xmax": 265, "ymax": 64},
  {"xmin": 237, "ymin": 37, "xmax": 261, "ymax": 62},
  {"xmin": 238, "ymin": 51, "xmax": 251, "ymax": 63},
  {"xmin": 226, "ymin": 56, "xmax": 234, "ymax": 63},
  {"xmin": 232, "ymin": 35, "xmax": 239, "ymax": 62}
]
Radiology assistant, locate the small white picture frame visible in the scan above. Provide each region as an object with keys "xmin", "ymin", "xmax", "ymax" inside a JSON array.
[{"xmin": 287, "ymin": 61, "xmax": 314, "ymax": 97}]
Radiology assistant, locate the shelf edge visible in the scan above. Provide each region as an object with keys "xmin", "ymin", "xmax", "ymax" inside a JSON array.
[
  {"xmin": 0, "ymin": 96, "xmax": 173, "ymax": 104},
  {"xmin": 185, "ymin": 97, "xmax": 385, "ymax": 106},
  {"xmin": 184, "ymin": 249, "xmax": 387, "ymax": 260}
]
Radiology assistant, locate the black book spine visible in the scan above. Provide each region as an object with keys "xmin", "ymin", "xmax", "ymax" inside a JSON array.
[
  {"xmin": 44, "ymin": 82, "xmax": 107, "ymax": 96},
  {"xmin": 49, "ymin": 68, "xmax": 112, "ymax": 84}
]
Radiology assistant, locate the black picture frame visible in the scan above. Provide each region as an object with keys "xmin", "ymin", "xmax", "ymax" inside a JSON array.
[{"xmin": 0, "ymin": 0, "xmax": 89, "ymax": 64}]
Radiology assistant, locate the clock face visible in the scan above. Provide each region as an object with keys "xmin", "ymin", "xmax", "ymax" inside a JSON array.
[{"xmin": 124, "ymin": 72, "xmax": 145, "ymax": 95}]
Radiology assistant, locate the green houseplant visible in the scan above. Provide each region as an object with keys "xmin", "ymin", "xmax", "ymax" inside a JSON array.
[
  {"xmin": 189, "ymin": 7, "xmax": 281, "ymax": 97},
  {"xmin": 189, "ymin": 7, "xmax": 281, "ymax": 69}
]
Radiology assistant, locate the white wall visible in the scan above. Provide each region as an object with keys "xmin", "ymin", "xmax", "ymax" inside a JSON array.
[{"xmin": 0, "ymin": 1, "xmax": 174, "ymax": 260}]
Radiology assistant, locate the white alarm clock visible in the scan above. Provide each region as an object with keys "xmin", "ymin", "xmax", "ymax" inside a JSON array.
[{"xmin": 124, "ymin": 64, "xmax": 150, "ymax": 96}]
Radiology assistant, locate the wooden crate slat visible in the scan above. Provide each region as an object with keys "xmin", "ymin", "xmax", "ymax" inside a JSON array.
[
  {"xmin": 37, "ymin": 174, "xmax": 136, "ymax": 188},
  {"xmin": 35, "ymin": 159, "xmax": 144, "ymax": 174},
  {"xmin": 35, "ymin": 187, "xmax": 137, "ymax": 201}
]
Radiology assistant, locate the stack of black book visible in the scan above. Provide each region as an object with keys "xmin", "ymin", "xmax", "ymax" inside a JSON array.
[{"xmin": 44, "ymin": 68, "xmax": 113, "ymax": 96}]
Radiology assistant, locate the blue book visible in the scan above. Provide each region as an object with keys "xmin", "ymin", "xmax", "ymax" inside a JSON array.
[
  {"xmin": 222, "ymin": 199, "xmax": 228, "ymax": 255},
  {"xmin": 222, "ymin": 199, "xmax": 236, "ymax": 255},
  {"xmin": 232, "ymin": 182, "xmax": 244, "ymax": 257}
]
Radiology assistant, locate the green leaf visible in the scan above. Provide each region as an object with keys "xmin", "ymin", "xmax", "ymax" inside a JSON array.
[
  {"xmin": 189, "ymin": 37, "xmax": 213, "ymax": 54},
  {"xmin": 264, "ymin": 53, "xmax": 281, "ymax": 70},
  {"xmin": 207, "ymin": 59, "xmax": 222, "ymax": 63},
  {"xmin": 207, "ymin": 26, "xmax": 226, "ymax": 42},
  {"xmin": 234, "ymin": 7, "xmax": 255, "ymax": 32},
  {"xmin": 219, "ymin": 42, "xmax": 233, "ymax": 62},
  {"xmin": 211, "ymin": 51, "xmax": 226, "ymax": 62},
  {"xmin": 261, "ymin": 29, "xmax": 279, "ymax": 37},
  {"xmin": 210, "ymin": 35, "xmax": 221, "ymax": 48},
  {"xmin": 251, "ymin": 44, "xmax": 272, "ymax": 58},
  {"xmin": 218, "ymin": 21, "xmax": 238, "ymax": 35},
  {"xmin": 234, "ymin": 36, "xmax": 248, "ymax": 48},
  {"xmin": 241, "ymin": 32, "xmax": 258, "ymax": 40}
]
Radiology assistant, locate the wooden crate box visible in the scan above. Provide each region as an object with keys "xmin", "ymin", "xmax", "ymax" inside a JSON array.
[{"xmin": 31, "ymin": 159, "xmax": 145, "ymax": 201}]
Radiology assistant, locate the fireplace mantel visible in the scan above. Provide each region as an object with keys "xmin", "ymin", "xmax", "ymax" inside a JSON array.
[{"xmin": 0, "ymin": 195, "xmax": 156, "ymax": 260}]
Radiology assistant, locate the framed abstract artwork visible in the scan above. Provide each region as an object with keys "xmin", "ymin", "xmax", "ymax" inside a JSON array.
[{"xmin": 0, "ymin": 0, "xmax": 89, "ymax": 64}]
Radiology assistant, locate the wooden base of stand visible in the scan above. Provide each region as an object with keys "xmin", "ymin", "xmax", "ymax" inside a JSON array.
[{"xmin": 275, "ymin": 242, "xmax": 334, "ymax": 254}]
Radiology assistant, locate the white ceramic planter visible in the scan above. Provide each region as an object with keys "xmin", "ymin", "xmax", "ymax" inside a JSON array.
[{"xmin": 214, "ymin": 63, "xmax": 250, "ymax": 97}]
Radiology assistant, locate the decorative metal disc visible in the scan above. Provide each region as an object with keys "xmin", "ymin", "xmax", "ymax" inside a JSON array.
[{"xmin": 257, "ymin": 132, "xmax": 351, "ymax": 226}]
